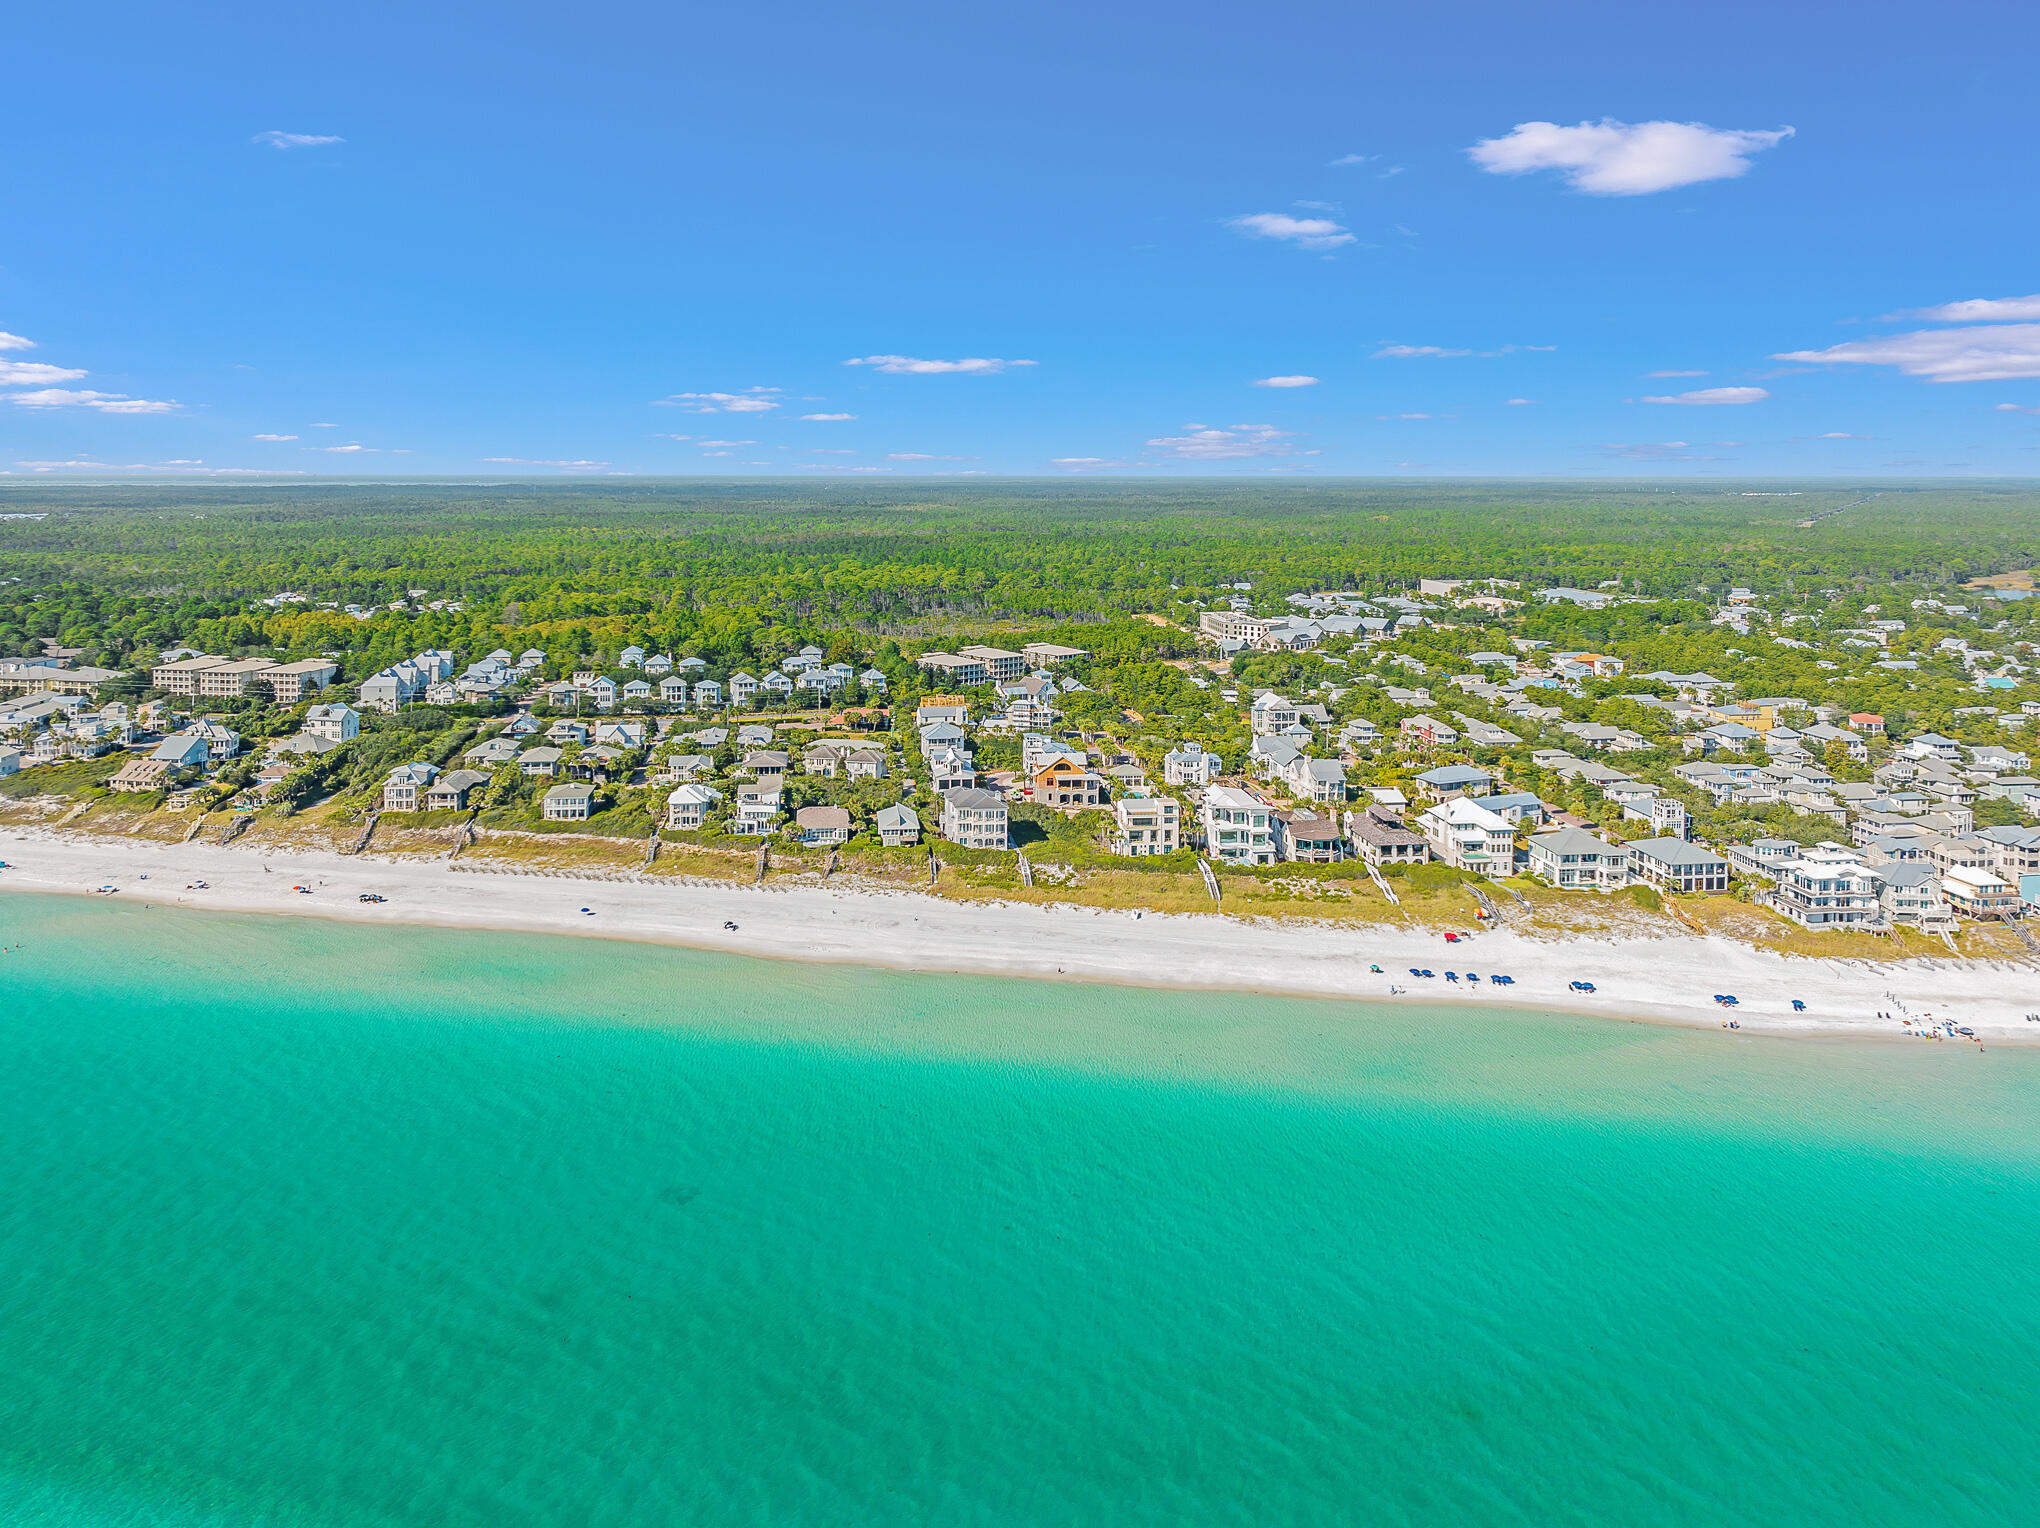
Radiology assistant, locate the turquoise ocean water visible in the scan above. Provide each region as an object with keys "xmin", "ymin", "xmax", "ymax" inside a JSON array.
[{"xmin": 3, "ymin": 890, "xmax": 2038, "ymax": 1526}]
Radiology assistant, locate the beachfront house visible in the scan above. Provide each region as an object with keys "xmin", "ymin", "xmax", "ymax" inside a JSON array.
[
  {"xmin": 1417, "ymin": 796, "xmax": 1515, "ymax": 875},
  {"xmin": 664, "ymin": 782, "xmax": 721, "ymax": 830},
  {"xmin": 1627, "ymin": 838, "xmax": 1731, "ymax": 896},
  {"xmin": 790, "ymin": 805, "xmax": 853, "ymax": 847},
  {"xmin": 1527, "ymin": 826, "xmax": 1628, "ymax": 890},
  {"xmin": 1201, "ymin": 785, "xmax": 1276, "ymax": 866},
  {"xmin": 940, "ymin": 787, "xmax": 1009, "ymax": 849},
  {"xmin": 1768, "ymin": 853, "xmax": 1884, "ymax": 929},
  {"xmin": 1276, "ymin": 812, "xmax": 1346, "ymax": 863},
  {"xmin": 109, "ymin": 757, "xmax": 173, "ymax": 792},
  {"xmin": 875, "ymin": 803, "xmax": 921, "ymax": 846},
  {"xmin": 381, "ymin": 762, "xmax": 439, "ymax": 812},
  {"xmin": 543, "ymin": 782, "xmax": 595, "ymax": 822},
  {"xmin": 1941, "ymin": 864, "xmax": 2022, "ymax": 920},
  {"xmin": 1110, "ymin": 790, "xmax": 1181, "ymax": 856},
  {"xmin": 1344, "ymin": 807, "xmax": 1430, "ymax": 868},
  {"xmin": 732, "ymin": 786, "xmax": 783, "ymax": 836},
  {"xmin": 424, "ymin": 769, "xmax": 490, "ymax": 811}
]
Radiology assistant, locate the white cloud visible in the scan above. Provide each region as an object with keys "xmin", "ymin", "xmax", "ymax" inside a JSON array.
[
  {"xmin": 310, "ymin": 421, "xmax": 339, "ymax": 428},
  {"xmin": 1469, "ymin": 119, "xmax": 1792, "ymax": 195},
  {"xmin": 800, "ymin": 412, "xmax": 857, "ymax": 420},
  {"xmin": 1145, "ymin": 424, "xmax": 1296, "ymax": 460},
  {"xmin": 797, "ymin": 463, "xmax": 893, "ymax": 472},
  {"xmin": 0, "ymin": 361, "xmax": 89, "ymax": 385},
  {"xmin": 16, "ymin": 459, "xmax": 303, "ymax": 475},
  {"xmin": 481, "ymin": 458, "xmax": 612, "ymax": 470},
  {"xmin": 886, "ymin": 452, "xmax": 979, "ymax": 461},
  {"xmin": 695, "ymin": 439, "xmax": 758, "ymax": 447},
  {"xmin": 1504, "ymin": 397, "xmax": 1536, "ymax": 406},
  {"xmin": 254, "ymin": 130, "xmax": 345, "ymax": 149},
  {"xmin": 1895, "ymin": 295, "xmax": 2040, "ymax": 322},
  {"xmin": 319, "ymin": 443, "xmax": 376, "ymax": 452},
  {"xmin": 253, "ymin": 433, "xmax": 298, "ymax": 441},
  {"xmin": 650, "ymin": 433, "xmax": 691, "ymax": 441},
  {"xmin": 5, "ymin": 388, "xmax": 178, "ymax": 413},
  {"xmin": 1292, "ymin": 200, "xmax": 1341, "ymax": 213},
  {"xmin": 1373, "ymin": 344, "xmax": 1471, "ymax": 359},
  {"xmin": 1811, "ymin": 432, "xmax": 1872, "ymax": 439},
  {"xmin": 1995, "ymin": 403, "xmax": 2040, "ymax": 415},
  {"xmin": 842, "ymin": 355, "xmax": 1036, "ymax": 375},
  {"xmin": 1226, "ymin": 213, "xmax": 1355, "ymax": 251},
  {"xmin": 1328, "ymin": 153, "xmax": 1374, "ymax": 166},
  {"xmin": 0, "ymin": 332, "xmax": 35, "ymax": 352},
  {"xmin": 1051, "ymin": 457, "xmax": 1126, "ymax": 467},
  {"xmin": 656, "ymin": 388, "xmax": 781, "ymax": 412},
  {"xmin": 803, "ymin": 448, "xmax": 857, "ymax": 455},
  {"xmin": 1599, "ymin": 441, "xmax": 1726, "ymax": 460},
  {"xmin": 1251, "ymin": 375, "xmax": 1318, "ymax": 388},
  {"xmin": 1774, "ymin": 324, "xmax": 2040, "ymax": 383},
  {"xmin": 1642, "ymin": 386, "xmax": 1769, "ymax": 405},
  {"xmin": 1648, "ymin": 369, "xmax": 1708, "ymax": 378}
]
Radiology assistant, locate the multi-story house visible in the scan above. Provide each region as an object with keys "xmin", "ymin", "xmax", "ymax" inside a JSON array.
[
  {"xmin": 1249, "ymin": 692, "xmax": 1300, "ymax": 735},
  {"xmin": 664, "ymin": 783, "xmax": 721, "ymax": 830},
  {"xmin": 1528, "ymin": 826, "xmax": 1628, "ymax": 889},
  {"xmin": 1029, "ymin": 753, "xmax": 1108, "ymax": 809},
  {"xmin": 1201, "ymin": 785, "xmax": 1276, "ymax": 866},
  {"xmin": 1344, "ymin": 807, "xmax": 1430, "ymax": 868},
  {"xmin": 543, "ymin": 782, "xmax": 595, "ymax": 821},
  {"xmin": 381, "ymin": 762, "xmax": 439, "ymax": 812},
  {"xmin": 1417, "ymin": 796, "xmax": 1515, "ymax": 874},
  {"xmin": 940, "ymin": 788, "xmax": 1009, "ymax": 849},
  {"xmin": 1109, "ymin": 790, "xmax": 1180, "ymax": 856},
  {"xmin": 1627, "ymin": 838, "xmax": 1732, "ymax": 895},
  {"xmin": 1164, "ymin": 741, "xmax": 1223, "ymax": 786}
]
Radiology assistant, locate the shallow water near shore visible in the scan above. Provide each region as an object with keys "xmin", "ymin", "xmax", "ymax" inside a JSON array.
[{"xmin": 3, "ymin": 890, "xmax": 2039, "ymax": 1526}]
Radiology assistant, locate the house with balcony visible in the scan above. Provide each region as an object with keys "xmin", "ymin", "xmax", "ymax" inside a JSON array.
[
  {"xmin": 664, "ymin": 782, "xmax": 721, "ymax": 830},
  {"xmin": 1110, "ymin": 790, "xmax": 1180, "ymax": 856},
  {"xmin": 1767, "ymin": 851, "xmax": 1885, "ymax": 929},
  {"xmin": 424, "ymin": 769, "xmax": 490, "ymax": 811},
  {"xmin": 875, "ymin": 803, "xmax": 921, "ymax": 846},
  {"xmin": 1942, "ymin": 863, "xmax": 2022, "ymax": 920},
  {"xmin": 1528, "ymin": 826, "xmax": 1628, "ymax": 890},
  {"xmin": 940, "ymin": 788, "xmax": 1009, "ymax": 849},
  {"xmin": 542, "ymin": 782, "xmax": 595, "ymax": 821},
  {"xmin": 731, "ymin": 786, "xmax": 783, "ymax": 835},
  {"xmin": 1417, "ymin": 796, "xmax": 1515, "ymax": 874},
  {"xmin": 1164, "ymin": 741, "xmax": 1223, "ymax": 786},
  {"xmin": 1344, "ymin": 807, "xmax": 1430, "ymax": 868},
  {"xmin": 1201, "ymin": 785, "xmax": 1276, "ymax": 866},
  {"xmin": 381, "ymin": 762, "xmax": 439, "ymax": 812},
  {"xmin": 1627, "ymin": 838, "xmax": 1731, "ymax": 895}
]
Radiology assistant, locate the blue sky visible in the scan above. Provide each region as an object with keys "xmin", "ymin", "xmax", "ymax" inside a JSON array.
[{"xmin": 4, "ymin": 0, "xmax": 2037, "ymax": 478}]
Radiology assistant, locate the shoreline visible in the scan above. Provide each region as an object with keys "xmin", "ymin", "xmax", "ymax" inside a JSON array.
[{"xmin": 3, "ymin": 827, "xmax": 2033, "ymax": 1046}]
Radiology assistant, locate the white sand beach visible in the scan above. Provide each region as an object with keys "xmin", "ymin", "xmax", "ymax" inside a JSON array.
[{"xmin": 2, "ymin": 827, "xmax": 2032, "ymax": 1045}]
